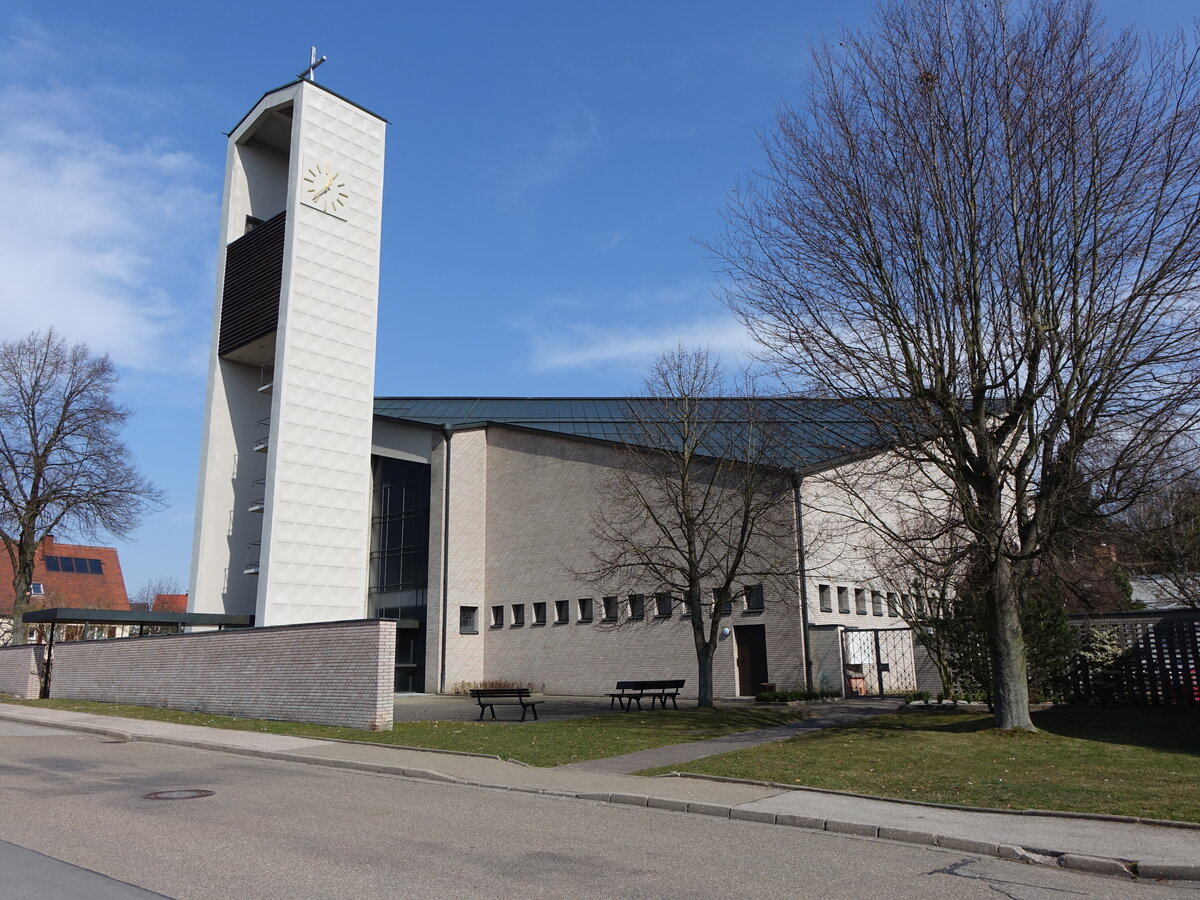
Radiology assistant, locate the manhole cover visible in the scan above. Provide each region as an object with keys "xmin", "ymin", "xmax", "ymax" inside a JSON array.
[{"xmin": 142, "ymin": 789, "xmax": 215, "ymax": 801}]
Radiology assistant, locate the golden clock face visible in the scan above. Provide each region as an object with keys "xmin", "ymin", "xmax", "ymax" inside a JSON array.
[{"xmin": 302, "ymin": 163, "xmax": 348, "ymax": 214}]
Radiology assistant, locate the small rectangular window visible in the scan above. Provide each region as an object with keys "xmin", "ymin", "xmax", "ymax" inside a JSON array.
[
  {"xmin": 886, "ymin": 592, "xmax": 898, "ymax": 617},
  {"xmin": 459, "ymin": 606, "xmax": 479, "ymax": 634},
  {"xmin": 44, "ymin": 556, "xmax": 61, "ymax": 572},
  {"xmin": 872, "ymin": 591, "xmax": 883, "ymax": 616},
  {"xmin": 578, "ymin": 598, "xmax": 593, "ymax": 622},
  {"xmin": 837, "ymin": 586, "xmax": 850, "ymax": 614},
  {"xmin": 554, "ymin": 599, "xmax": 569, "ymax": 624},
  {"xmin": 628, "ymin": 594, "xmax": 645, "ymax": 620},
  {"xmin": 602, "ymin": 596, "xmax": 618, "ymax": 621},
  {"xmin": 855, "ymin": 588, "xmax": 867, "ymax": 615},
  {"xmin": 30, "ymin": 583, "xmax": 44, "ymax": 596},
  {"xmin": 87, "ymin": 558, "xmax": 103, "ymax": 575},
  {"xmin": 744, "ymin": 584, "xmax": 764, "ymax": 612},
  {"xmin": 713, "ymin": 587, "xmax": 732, "ymax": 616},
  {"xmin": 819, "ymin": 584, "xmax": 832, "ymax": 612},
  {"xmin": 532, "ymin": 602, "xmax": 547, "ymax": 625},
  {"xmin": 654, "ymin": 592, "xmax": 673, "ymax": 618},
  {"xmin": 490, "ymin": 605, "xmax": 504, "ymax": 628},
  {"xmin": 511, "ymin": 604, "xmax": 525, "ymax": 627},
  {"xmin": 901, "ymin": 593, "xmax": 912, "ymax": 617}
]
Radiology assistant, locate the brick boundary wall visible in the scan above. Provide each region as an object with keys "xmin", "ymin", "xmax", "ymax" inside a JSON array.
[
  {"xmin": 47, "ymin": 619, "xmax": 396, "ymax": 730},
  {"xmin": 0, "ymin": 644, "xmax": 43, "ymax": 699}
]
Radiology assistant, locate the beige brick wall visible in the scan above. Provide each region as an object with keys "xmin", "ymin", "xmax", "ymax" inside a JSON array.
[
  {"xmin": 442, "ymin": 427, "xmax": 488, "ymax": 688},
  {"xmin": 801, "ymin": 451, "xmax": 938, "ymax": 631},
  {"xmin": 0, "ymin": 644, "xmax": 42, "ymax": 699},
  {"xmin": 440, "ymin": 426, "xmax": 807, "ymax": 698},
  {"xmin": 48, "ymin": 619, "xmax": 395, "ymax": 730}
]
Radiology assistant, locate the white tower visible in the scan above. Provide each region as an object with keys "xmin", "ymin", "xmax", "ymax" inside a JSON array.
[{"xmin": 189, "ymin": 72, "xmax": 386, "ymax": 625}]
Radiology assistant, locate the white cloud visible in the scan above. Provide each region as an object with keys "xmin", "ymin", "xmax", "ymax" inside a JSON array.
[
  {"xmin": 515, "ymin": 280, "xmax": 756, "ymax": 376},
  {"xmin": 0, "ymin": 36, "xmax": 215, "ymax": 372},
  {"xmin": 500, "ymin": 106, "xmax": 601, "ymax": 206}
]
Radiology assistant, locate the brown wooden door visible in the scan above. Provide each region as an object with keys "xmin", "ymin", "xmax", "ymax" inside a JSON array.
[{"xmin": 735, "ymin": 624, "xmax": 769, "ymax": 695}]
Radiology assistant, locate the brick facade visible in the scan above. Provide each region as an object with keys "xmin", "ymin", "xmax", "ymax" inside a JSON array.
[
  {"xmin": 437, "ymin": 425, "xmax": 807, "ymax": 698},
  {"xmin": 0, "ymin": 644, "xmax": 42, "ymax": 699},
  {"xmin": 46, "ymin": 619, "xmax": 396, "ymax": 730}
]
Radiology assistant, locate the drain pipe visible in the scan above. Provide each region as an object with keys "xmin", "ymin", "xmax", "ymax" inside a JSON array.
[
  {"xmin": 438, "ymin": 425, "xmax": 453, "ymax": 694},
  {"xmin": 792, "ymin": 471, "xmax": 814, "ymax": 691}
]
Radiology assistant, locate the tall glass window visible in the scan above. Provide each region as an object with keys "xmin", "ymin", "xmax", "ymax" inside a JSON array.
[{"xmin": 368, "ymin": 456, "xmax": 432, "ymax": 692}]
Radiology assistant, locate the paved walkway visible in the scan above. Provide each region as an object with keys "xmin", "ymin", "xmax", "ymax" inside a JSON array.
[
  {"xmin": 560, "ymin": 698, "xmax": 900, "ymax": 773},
  {"xmin": 1, "ymin": 702, "xmax": 1197, "ymax": 884}
]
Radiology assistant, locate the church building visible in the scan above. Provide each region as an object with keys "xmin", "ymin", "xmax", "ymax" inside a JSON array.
[{"xmin": 189, "ymin": 75, "xmax": 921, "ymax": 700}]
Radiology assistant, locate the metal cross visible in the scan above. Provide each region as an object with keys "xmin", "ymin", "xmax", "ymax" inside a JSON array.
[{"xmin": 298, "ymin": 46, "xmax": 327, "ymax": 82}]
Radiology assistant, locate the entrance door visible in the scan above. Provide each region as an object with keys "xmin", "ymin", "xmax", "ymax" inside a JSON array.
[
  {"xmin": 395, "ymin": 626, "xmax": 425, "ymax": 693},
  {"xmin": 734, "ymin": 624, "xmax": 769, "ymax": 696}
]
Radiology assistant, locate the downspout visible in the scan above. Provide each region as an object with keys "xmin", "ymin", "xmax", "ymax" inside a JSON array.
[
  {"xmin": 792, "ymin": 471, "xmax": 814, "ymax": 691},
  {"xmin": 438, "ymin": 425, "xmax": 453, "ymax": 694}
]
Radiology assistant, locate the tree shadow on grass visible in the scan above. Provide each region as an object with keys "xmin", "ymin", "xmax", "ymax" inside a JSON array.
[{"xmin": 1030, "ymin": 705, "xmax": 1200, "ymax": 757}]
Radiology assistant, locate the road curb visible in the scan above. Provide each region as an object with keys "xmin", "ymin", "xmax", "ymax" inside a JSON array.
[
  {"xmin": 0, "ymin": 705, "xmax": 1193, "ymax": 883},
  {"xmin": 656, "ymin": 771, "xmax": 1200, "ymax": 830}
]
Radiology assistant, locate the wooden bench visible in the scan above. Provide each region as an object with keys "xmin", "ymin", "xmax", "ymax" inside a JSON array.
[
  {"xmin": 469, "ymin": 688, "xmax": 543, "ymax": 721},
  {"xmin": 607, "ymin": 679, "xmax": 686, "ymax": 712}
]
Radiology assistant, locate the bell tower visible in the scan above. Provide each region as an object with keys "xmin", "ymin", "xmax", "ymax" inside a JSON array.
[{"xmin": 189, "ymin": 68, "xmax": 387, "ymax": 626}]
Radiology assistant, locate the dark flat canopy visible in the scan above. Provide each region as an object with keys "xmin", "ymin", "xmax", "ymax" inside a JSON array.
[{"xmin": 23, "ymin": 608, "xmax": 254, "ymax": 628}]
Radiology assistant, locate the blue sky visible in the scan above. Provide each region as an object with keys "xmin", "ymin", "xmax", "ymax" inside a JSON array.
[{"xmin": 1, "ymin": 1, "xmax": 1195, "ymax": 596}]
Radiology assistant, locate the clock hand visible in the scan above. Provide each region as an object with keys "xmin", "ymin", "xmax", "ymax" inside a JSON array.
[{"xmin": 311, "ymin": 174, "xmax": 337, "ymax": 200}]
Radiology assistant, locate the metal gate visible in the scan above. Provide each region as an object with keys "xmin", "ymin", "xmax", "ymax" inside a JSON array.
[{"xmin": 842, "ymin": 627, "xmax": 918, "ymax": 697}]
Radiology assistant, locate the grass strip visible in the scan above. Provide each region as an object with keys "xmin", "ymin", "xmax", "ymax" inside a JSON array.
[
  {"xmin": 638, "ymin": 706, "xmax": 1200, "ymax": 823},
  {"xmin": 1, "ymin": 698, "xmax": 805, "ymax": 767}
]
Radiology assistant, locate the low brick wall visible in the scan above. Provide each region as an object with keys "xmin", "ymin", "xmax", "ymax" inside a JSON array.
[
  {"xmin": 0, "ymin": 644, "xmax": 43, "ymax": 699},
  {"xmin": 48, "ymin": 619, "xmax": 396, "ymax": 730}
]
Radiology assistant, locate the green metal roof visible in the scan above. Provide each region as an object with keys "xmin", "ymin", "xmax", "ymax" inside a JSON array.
[{"xmin": 374, "ymin": 396, "xmax": 899, "ymax": 471}]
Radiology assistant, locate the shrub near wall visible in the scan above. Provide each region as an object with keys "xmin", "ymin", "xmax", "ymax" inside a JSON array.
[{"xmin": 47, "ymin": 619, "xmax": 396, "ymax": 730}]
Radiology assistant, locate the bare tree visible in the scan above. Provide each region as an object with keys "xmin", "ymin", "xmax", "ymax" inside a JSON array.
[
  {"xmin": 1120, "ymin": 473, "xmax": 1200, "ymax": 608},
  {"xmin": 131, "ymin": 576, "xmax": 187, "ymax": 610},
  {"xmin": 0, "ymin": 330, "xmax": 162, "ymax": 643},
  {"xmin": 585, "ymin": 347, "xmax": 798, "ymax": 706},
  {"xmin": 717, "ymin": 0, "xmax": 1200, "ymax": 729}
]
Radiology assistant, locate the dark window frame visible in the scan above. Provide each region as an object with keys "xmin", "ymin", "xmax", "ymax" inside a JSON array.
[
  {"xmin": 601, "ymin": 596, "xmax": 618, "ymax": 621},
  {"xmin": 743, "ymin": 584, "xmax": 765, "ymax": 613},
  {"xmin": 628, "ymin": 594, "xmax": 645, "ymax": 620},
  {"xmin": 819, "ymin": 584, "xmax": 832, "ymax": 613}
]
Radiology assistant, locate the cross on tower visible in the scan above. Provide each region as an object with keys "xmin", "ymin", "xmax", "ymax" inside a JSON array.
[{"xmin": 298, "ymin": 46, "xmax": 327, "ymax": 82}]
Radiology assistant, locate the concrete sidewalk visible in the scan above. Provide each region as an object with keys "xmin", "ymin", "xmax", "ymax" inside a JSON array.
[{"xmin": 1, "ymin": 702, "xmax": 1197, "ymax": 884}]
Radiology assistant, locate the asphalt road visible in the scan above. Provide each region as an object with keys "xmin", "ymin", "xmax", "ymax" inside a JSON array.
[{"xmin": 0, "ymin": 721, "xmax": 1195, "ymax": 900}]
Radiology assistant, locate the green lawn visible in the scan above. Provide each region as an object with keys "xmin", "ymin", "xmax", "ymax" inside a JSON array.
[
  {"xmin": 640, "ymin": 706, "xmax": 1200, "ymax": 823},
  {"xmin": 1, "ymin": 698, "xmax": 805, "ymax": 767}
]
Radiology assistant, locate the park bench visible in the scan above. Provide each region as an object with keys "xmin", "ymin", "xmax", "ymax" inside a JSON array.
[
  {"xmin": 469, "ymin": 687, "xmax": 543, "ymax": 721},
  {"xmin": 607, "ymin": 679, "xmax": 686, "ymax": 712}
]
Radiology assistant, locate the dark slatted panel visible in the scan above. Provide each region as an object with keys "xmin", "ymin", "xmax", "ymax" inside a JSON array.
[
  {"xmin": 219, "ymin": 211, "xmax": 286, "ymax": 357},
  {"xmin": 1066, "ymin": 610, "xmax": 1200, "ymax": 705}
]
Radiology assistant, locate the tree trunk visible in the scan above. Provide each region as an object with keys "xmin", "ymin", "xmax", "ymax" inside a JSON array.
[
  {"xmin": 9, "ymin": 540, "xmax": 35, "ymax": 646},
  {"xmin": 988, "ymin": 556, "xmax": 1035, "ymax": 731},
  {"xmin": 695, "ymin": 638, "xmax": 716, "ymax": 707}
]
